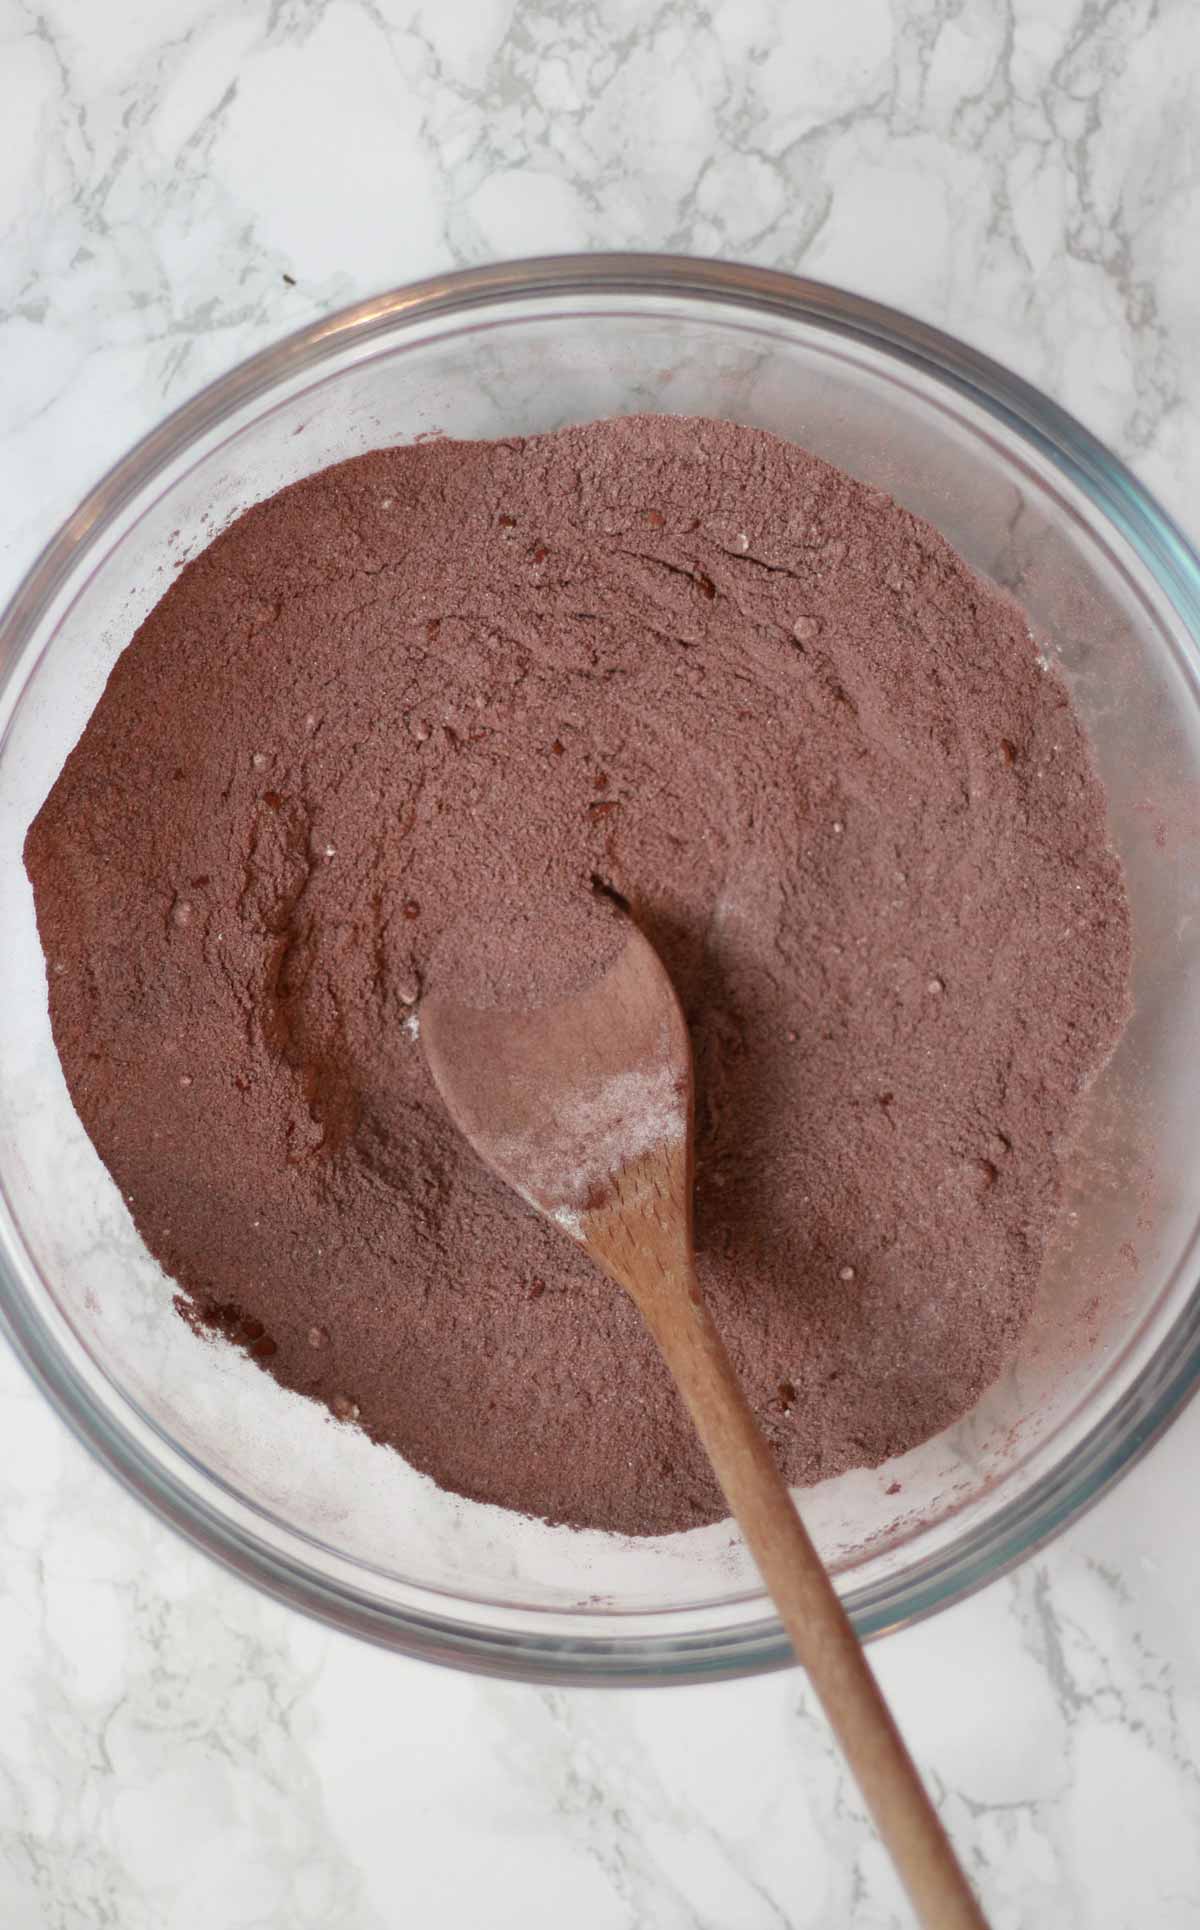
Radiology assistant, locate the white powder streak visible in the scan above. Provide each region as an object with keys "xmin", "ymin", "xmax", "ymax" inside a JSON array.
[
  {"xmin": 549, "ymin": 1205, "xmax": 585, "ymax": 1242},
  {"xmin": 498, "ymin": 1063, "xmax": 685, "ymax": 1214}
]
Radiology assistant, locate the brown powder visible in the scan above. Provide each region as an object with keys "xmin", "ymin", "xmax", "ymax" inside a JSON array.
[{"xmin": 24, "ymin": 415, "xmax": 1131, "ymax": 1536}]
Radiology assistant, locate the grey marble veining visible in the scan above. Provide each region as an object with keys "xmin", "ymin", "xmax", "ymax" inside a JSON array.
[{"xmin": 2, "ymin": 2, "xmax": 1200, "ymax": 1925}]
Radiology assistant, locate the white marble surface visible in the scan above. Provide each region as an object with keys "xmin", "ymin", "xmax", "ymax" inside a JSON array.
[{"xmin": 2, "ymin": 1, "xmax": 1200, "ymax": 1924}]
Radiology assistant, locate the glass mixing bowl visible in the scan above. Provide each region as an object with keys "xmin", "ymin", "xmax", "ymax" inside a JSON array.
[{"xmin": 2, "ymin": 255, "xmax": 1200, "ymax": 1686}]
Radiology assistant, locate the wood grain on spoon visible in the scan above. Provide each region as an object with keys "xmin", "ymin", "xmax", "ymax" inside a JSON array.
[{"xmin": 421, "ymin": 924, "xmax": 990, "ymax": 1930}]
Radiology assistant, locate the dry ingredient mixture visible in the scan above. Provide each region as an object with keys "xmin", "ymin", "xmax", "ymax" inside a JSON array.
[{"xmin": 25, "ymin": 416, "xmax": 1131, "ymax": 1536}]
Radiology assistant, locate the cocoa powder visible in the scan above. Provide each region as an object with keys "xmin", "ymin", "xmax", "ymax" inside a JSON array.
[{"xmin": 24, "ymin": 416, "xmax": 1131, "ymax": 1535}]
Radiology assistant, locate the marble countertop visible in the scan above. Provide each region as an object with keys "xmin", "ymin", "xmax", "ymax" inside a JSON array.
[{"xmin": 3, "ymin": 2, "xmax": 1200, "ymax": 1924}]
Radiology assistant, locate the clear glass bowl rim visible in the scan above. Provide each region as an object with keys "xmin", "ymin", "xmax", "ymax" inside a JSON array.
[{"xmin": 2, "ymin": 251, "xmax": 1200, "ymax": 1686}]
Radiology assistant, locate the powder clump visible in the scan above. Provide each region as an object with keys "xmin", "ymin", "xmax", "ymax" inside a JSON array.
[{"xmin": 24, "ymin": 415, "xmax": 1131, "ymax": 1536}]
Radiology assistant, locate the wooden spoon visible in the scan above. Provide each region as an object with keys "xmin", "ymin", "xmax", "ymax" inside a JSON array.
[{"xmin": 421, "ymin": 923, "xmax": 989, "ymax": 1930}]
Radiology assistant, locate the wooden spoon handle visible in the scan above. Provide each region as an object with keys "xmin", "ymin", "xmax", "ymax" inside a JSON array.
[{"xmin": 639, "ymin": 1281, "xmax": 990, "ymax": 1930}]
